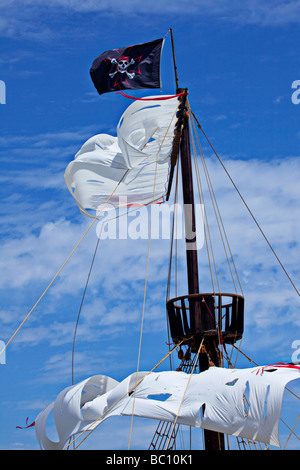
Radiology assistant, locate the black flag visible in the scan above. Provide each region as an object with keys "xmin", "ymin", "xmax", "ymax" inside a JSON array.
[{"xmin": 90, "ymin": 38, "xmax": 164, "ymax": 95}]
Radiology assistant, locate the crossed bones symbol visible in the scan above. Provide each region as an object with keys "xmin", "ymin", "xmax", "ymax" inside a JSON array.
[{"xmin": 109, "ymin": 57, "xmax": 136, "ymax": 79}]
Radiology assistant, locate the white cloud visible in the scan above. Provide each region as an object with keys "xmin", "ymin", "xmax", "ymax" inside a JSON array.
[
  {"xmin": 18, "ymin": 0, "xmax": 300, "ymax": 26},
  {"xmin": 0, "ymin": 113, "xmax": 299, "ymax": 408},
  {"xmin": 1, "ymin": 150, "xmax": 299, "ymax": 368},
  {"xmin": 1, "ymin": 1, "xmax": 300, "ymax": 41},
  {"xmin": 274, "ymin": 95, "xmax": 284, "ymax": 104}
]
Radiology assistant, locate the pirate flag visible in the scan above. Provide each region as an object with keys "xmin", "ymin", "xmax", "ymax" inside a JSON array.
[{"xmin": 90, "ymin": 38, "xmax": 164, "ymax": 95}]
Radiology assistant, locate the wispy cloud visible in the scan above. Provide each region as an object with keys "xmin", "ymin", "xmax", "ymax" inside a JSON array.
[
  {"xmin": 0, "ymin": 126, "xmax": 99, "ymax": 154},
  {"xmin": 1, "ymin": 1, "xmax": 300, "ymax": 42},
  {"xmin": 1, "ymin": 151, "xmax": 299, "ymax": 365},
  {"xmin": 274, "ymin": 95, "xmax": 284, "ymax": 104},
  {"xmin": 1, "ymin": 151, "xmax": 299, "ymax": 449}
]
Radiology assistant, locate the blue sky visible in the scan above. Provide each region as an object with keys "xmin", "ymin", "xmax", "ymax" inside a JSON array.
[{"xmin": 0, "ymin": 0, "xmax": 300, "ymax": 450}]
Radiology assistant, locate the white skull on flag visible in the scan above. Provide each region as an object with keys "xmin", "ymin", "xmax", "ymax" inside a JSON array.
[{"xmin": 109, "ymin": 56, "xmax": 135, "ymax": 79}]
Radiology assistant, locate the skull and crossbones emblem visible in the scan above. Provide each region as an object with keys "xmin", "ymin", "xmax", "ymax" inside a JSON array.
[{"xmin": 109, "ymin": 56, "xmax": 136, "ymax": 79}]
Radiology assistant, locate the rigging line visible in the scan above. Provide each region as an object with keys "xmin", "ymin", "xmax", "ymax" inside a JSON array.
[
  {"xmin": 189, "ymin": 114, "xmax": 219, "ymax": 295},
  {"xmin": 64, "ymin": 339, "xmax": 186, "ymax": 450},
  {"xmin": 198, "ymin": 134, "xmax": 237, "ymax": 295},
  {"xmin": 231, "ymin": 343, "xmax": 258, "ymax": 365},
  {"xmin": 71, "ymin": 236, "xmax": 99, "ymax": 386},
  {"xmin": 231, "ymin": 344, "xmax": 300, "ymax": 403},
  {"xmin": 202, "ymin": 148, "xmax": 243, "ymax": 295},
  {"xmin": 190, "ymin": 110, "xmax": 243, "ymax": 296},
  {"xmin": 230, "ymin": 332, "xmax": 246, "ymax": 368},
  {"xmin": 190, "ymin": 109, "xmax": 300, "ymax": 298},
  {"xmin": 283, "ymin": 414, "xmax": 300, "ymax": 450},
  {"xmin": 232, "ymin": 340, "xmax": 243, "ymax": 368},
  {"xmin": 166, "ymin": 160, "xmax": 179, "ymax": 302},
  {"xmin": 189, "ymin": 105, "xmax": 242, "ymax": 295},
  {"xmin": 172, "ymin": 165, "xmax": 179, "ymax": 370},
  {"xmin": 127, "ymin": 107, "xmax": 179, "ymax": 450},
  {"xmin": 71, "ymin": 204, "xmax": 149, "ymax": 385},
  {"xmin": 224, "ymin": 340, "xmax": 243, "ymax": 369},
  {"xmin": 127, "ymin": 207, "xmax": 152, "ymax": 450},
  {"xmin": 189, "ymin": 111, "xmax": 225, "ymax": 358},
  {"xmin": 166, "ymin": 162, "xmax": 179, "ymax": 371},
  {"xmin": 191, "ymin": 114, "xmax": 224, "ymax": 293},
  {"xmin": 68, "ymin": 232, "xmax": 99, "ymax": 450},
  {"xmin": 0, "ymin": 169, "xmax": 129, "ymax": 361},
  {"xmin": 285, "ymin": 386, "xmax": 300, "ymax": 401},
  {"xmin": 174, "ymin": 165, "xmax": 179, "ymax": 297},
  {"xmin": 165, "ymin": 338, "xmax": 204, "ymax": 450},
  {"xmin": 190, "ymin": 109, "xmax": 244, "ymax": 363}
]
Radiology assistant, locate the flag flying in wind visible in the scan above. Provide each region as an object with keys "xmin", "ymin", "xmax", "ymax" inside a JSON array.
[{"xmin": 90, "ymin": 38, "xmax": 164, "ymax": 95}]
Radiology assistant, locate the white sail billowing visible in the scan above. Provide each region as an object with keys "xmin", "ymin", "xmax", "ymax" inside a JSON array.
[
  {"xmin": 64, "ymin": 96, "xmax": 179, "ymax": 217},
  {"xmin": 35, "ymin": 364, "xmax": 299, "ymax": 450}
]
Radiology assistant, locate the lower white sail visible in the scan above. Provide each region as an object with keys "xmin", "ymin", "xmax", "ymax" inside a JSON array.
[{"xmin": 35, "ymin": 364, "xmax": 299, "ymax": 450}]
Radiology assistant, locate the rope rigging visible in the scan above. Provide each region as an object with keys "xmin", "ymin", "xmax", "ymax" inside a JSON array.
[
  {"xmin": 127, "ymin": 106, "xmax": 179, "ymax": 450},
  {"xmin": 64, "ymin": 339, "xmax": 187, "ymax": 450},
  {"xmin": 190, "ymin": 108, "xmax": 300, "ymax": 299},
  {"xmin": 0, "ymin": 169, "xmax": 130, "ymax": 361},
  {"xmin": 160, "ymin": 102, "xmax": 300, "ymax": 451},
  {"xmin": 9, "ymin": 92, "xmax": 299, "ymax": 451}
]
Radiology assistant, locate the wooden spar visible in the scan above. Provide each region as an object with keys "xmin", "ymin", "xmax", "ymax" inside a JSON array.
[
  {"xmin": 178, "ymin": 88, "xmax": 225, "ymax": 450},
  {"xmin": 170, "ymin": 28, "xmax": 179, "ymax": 90},
  {"xmin": 166, "ymin": 31, "xmax": 225, "ymax": 450},
  {"xmin": 166, "ymin": 29, "xmax": 180, "ymax": 201},
  {"xmin": 178, "ymin": 92, "xmax": 200, "ymax": 324}
]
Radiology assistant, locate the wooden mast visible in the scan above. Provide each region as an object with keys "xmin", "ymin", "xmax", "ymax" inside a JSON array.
[
  {"xmin": 169, "ymin": 29, "xmax": 225, "ymax": 450},
  {"xmin": 178, "ymin": 92, "xmax": 201, "ymax": 332},
  {"xmin": 178, "ymin": 94, "xmax": 225, "ymax": 450}
]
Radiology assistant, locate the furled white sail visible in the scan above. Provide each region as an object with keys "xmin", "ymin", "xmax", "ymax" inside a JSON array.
[
  {"xmin": 35, "ymin": 364, "xmax": 299, "ymax": 450},
  {"xmin": 64, "ymin": 96, "xmax": 179, "ymax": 217}
]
